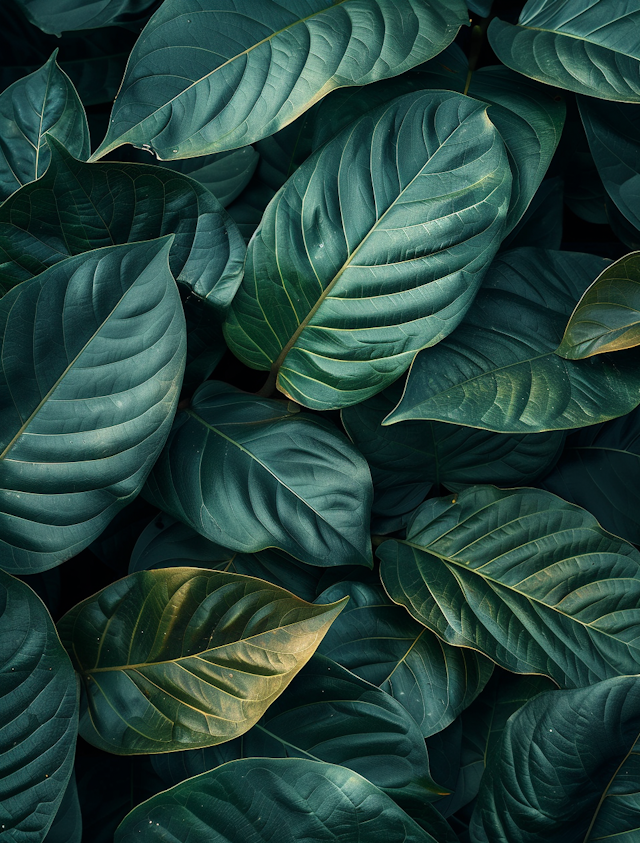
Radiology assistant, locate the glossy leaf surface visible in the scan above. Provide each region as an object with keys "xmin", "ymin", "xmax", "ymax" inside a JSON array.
[
  {"xmin": 224, "ymin": 90, "xmax": 511, "ymax": 410},
  {"xmin": 58, "ymin": 567, "xmax": 347, "ymax": 754},
  {"xmin": 0, "ymin": 571, "xmax": 79, "ymax": 842},
  {"xmin": 144, "ymin": 381, "xmax": 373, "ymax": 567},
  {"xmin": 0, "ymin": 239, "xmax": 186, "ymax": 573},
  {"xmin": 389, "ymin": 247, "xmax": 640, "ymax": 432},
  {"xmin": 378, "ymin": 485, "xmax": 640, "ymax": 688},
  {"xmin": 114, "ymin": 758, "xmax": 442, "ymax": 842}
]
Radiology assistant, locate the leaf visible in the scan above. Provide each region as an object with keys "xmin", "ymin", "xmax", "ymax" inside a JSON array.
[
  {"xmin": 500, "ymin": 176, "xmax": 564, "ymax": 250},
  {"xmin": 378, "ymin": 485, "xmax": 640, "ymax": 688},
  {"xmin": 114, "ymin": 758, "xmax": 443, "ymax": 842},
  {"xmin": 0, "ymin": 137, "xmax": 245, "ymax": 315},
  {"xmin": 387, "ymin": 247, "xmax": 640, "ymax": 433},
  {"xmin": 90, "ymin": 0, "xmax": 468, "ymax": 161},
  {"xmin": 16, "ymin": 0, "xmax": 157, "ymax": 34},
  {"xmin": 0, "ymin": 239, "xmax": 186, "ymax": 574},
  {"xmin": 224, "ymin": 90, "xmax": 512, "ymax": 411},
  {"xmin": 44, "ymin": 772, "xmax": 82, "ymax": 843},
  {"xmin": 0, "ymin": 570, "xmax": 79, "ymax": 841},
  {"xmin": 469, "ymin": 675, "xmax": 640, "ymax": 842},
  {"xmin": 0, "ymin": 51, "xmax": 89, "ymax": 201},
  {"xmin": 488, "ymin": 0, "xmax": 640, "ymax": 102},
  {"xmin": 315, "ymin": 581, "xmax": 493, "ymax": 738},
  {"xmin": 57, "ymin": 567, "xmax": 348, "ymax": 754},
  {"xmin": 144, "ymin": 381, "xmax": 373, "ymax": 568}
]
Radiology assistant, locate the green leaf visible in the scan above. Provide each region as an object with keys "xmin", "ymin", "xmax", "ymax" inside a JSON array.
[
  {"xmin": 0, "ymin": 239, "xmax": 186, "ymax": 574},
  {"xmin": 488, "ymin": 0, "xmax": 640, "ymax": 102},
  {"xmin": 224, "ymin": 90, "xmax": 511, "ymax": 410},
  {"xmin": 44, "ymin": 772, "xmax": 82, "ymax": 843},
  {"xmin": 16, "ymin": 0, "xmax": 157, "ymax": 34},
  {"xmin": 57, "ymin": 567, "xmax": 347, "ymax": 754},
  {"xmin": 114, "ymin": 758, "xmax": 443, "ymax": 842},
  {"xmin": 0, "ymin": 137, "xmax": 245, "ymax": 315},
  {"xmin": 557, "ymin": 252, "xmax": 640, "ymax": 358},
  {"xmin": 0, "ymin": 570, "xmax": 79, "ymax": 841},
  {"xmin": 470, "ymin": 675, "xmax": 640, "ymax": 842},
  {"xmin": 91, "ymin": 0, "xmax": 468, "ymax": 161},
  {"xmin": 378, "ymin": 485, "xmax": 640, "ymax": 688},
  {"xmin": 388, "ymin": 247, "xmax": 640, "ymax": 432},
  {"xmin": 500, "ymin": 176, "xmax": 564, "ymax": 250},
  {"xmin": 0, "ymin": 51, "xmax": 89, "ymax": 201},
  {"xmin": 144, "ymin": 381, "xmax": 373, "ymax": 567},
  {"xmin": 315, "ymin": 581, "xmax": 493, "ymax": 737}
]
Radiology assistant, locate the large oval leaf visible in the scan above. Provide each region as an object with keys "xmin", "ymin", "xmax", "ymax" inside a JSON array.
[
  {"xmin": 224, "ymin": 90, "xmax": 512, "ymax": 410},
  {"xmin": 488, "ymin": 0, "xmax": 640, "ymax": 102},
  {"xmin": 114, "ymin": 758, "xmax": 443, "ymax": 842},
  {"xmin": 388, "ymin": 247, "xmax": 640, "ymax": 432},
  {"xmin": 0, "ymin": 51, "xmax": 89, "ymax": 201},
  {"xmin": 378, "ymin": 485, "xmax": 640, "ymax": 688},
  {"xmin": 91, "ymin": 0, "xmax": 468, "ymax": 161},
  {"xmin": 0, "ymin": 570, "xmax": 79, "ymax": 842},
  {"xmin": 144, "ymin": 381, "xmax": 373, "ymax": 567},
  {"xmin": 57, "ymin": 567, "xmax": 347, "ymax": 754},
  {"xmin": 0, "ymin": 239, "xmax": 186, "ymax": 574},
  {"xmin": 0, "ymin": 137, "xmax": 245, "ymax": 314},
  {"xmin": 470, "ymin": 675, "xmax": 640, "ymax": 842}
]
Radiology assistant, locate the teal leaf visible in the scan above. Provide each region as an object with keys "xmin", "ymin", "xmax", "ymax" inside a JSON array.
[
  {"xmin": 388, "ymin": 247, "xmax": 640, "ymax": 432},
  {"xmin": 16, "ymin": 0, "xmax": 157, "ymax": 34},
  {"xmin": 488, "ymin": 0, "xmax": 640, "ymax": 102},
  {"xmin": 57, "ymin": 567, "xmax": 347, "ymax": 754},
  {"xmin": 143, "ymin": 381, "xmax": 373, "ymax": 567},
  {"xmin": 43, "ymin": 772, "xmax": 82, "ymax": 843},
  {"xmin": 0, "ymin": 51, "xmax": 89, "ymax": 201},
  {"xmin": 378, "ymin": 485, "xmax": 640, "ymax": 687},
  {"xmin": 0, "ymin": 570, "xmax": 79, "ymax": 841},
  {"xmin": 224, "ymin": 90, "xmax": 511, "ymax": 410},
  {"xmin": 0, "ymin": 239, "xmax": 186, "ymax": 574}
]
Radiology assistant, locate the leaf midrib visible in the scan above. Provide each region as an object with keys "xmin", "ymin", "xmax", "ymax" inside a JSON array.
[{"xmin": 515, "ymin": 23, "xmax": 640, "ymax": 62}]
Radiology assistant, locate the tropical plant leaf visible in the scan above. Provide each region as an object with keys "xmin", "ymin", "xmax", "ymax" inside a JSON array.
[
  {"xmin": 488, "ymin": 0, "xmax": 640, "ymax": 102},
  {"xmin": 500, "ymin": 176, "xmax": 564, "ymax": 250},
  {"xmin": 0, "ymin": 137, "xmax": 245, "ymax": 314},
  {"xmin": 0, "ymin": 570, "xmax": 79, "ymax": 841},
  {"xmin": 57, "ymin": 567, "xmax": 347, "ymax": 754},
  {"xmin": 16, "ymin": 0, "xmax": 157, "ymax": 34},
  {"xmin": 387, "ymin": 247, "xmax": 640, "ymax": 432},
  {"xmin": 114, "ymin": 758, "xmax": 444, "ymax": 842},
  {"xmin": 315, "ymin": 581, "xmax": 493, "ymax": 738},
  {"xmin": 470, "ymin": 675, "xmax": 640, "ymax": 842},
  {"xmin": 90, "ymin": 0, "xmax": 468, "ymax": 161},
  {"xmin": 0, "ymin": 51, "xmax": 89, "ymax": 202},
  {"xmin": 378, "ymin": 485, "xmax": 640, "ymax": 688},
  {"xmin": 0, "ymin": 239, "xmax": 186, "ymax": 574},
  {"xmin": 144, "ymin": 381, "xmax": 373, "ymax": 567},
  {"xmin": 44, "ymin": 772, "xmax": 82, "ymax": 843},
  {"xmin": 224, "ymin": 90, "xmax": 511, "ymax": 410},
  {"xmin": 557, "ymin": 251, "xmax": 640, "ymax": 358}
]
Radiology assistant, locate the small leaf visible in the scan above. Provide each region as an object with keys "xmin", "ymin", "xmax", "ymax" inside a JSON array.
[{"xmin": 57, "ymin": 567, "xmax": 347, "ymax": 754}]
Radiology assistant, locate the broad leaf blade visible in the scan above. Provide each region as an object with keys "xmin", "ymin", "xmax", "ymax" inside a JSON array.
[
  {"xmin": 44, "ymin": 772, "xmax": 82, "ymax": 843},
  {"xmin": 0, "ymin": 239, "xmax": 186, "ymax": 573},
  {"xmin": 17, "ymin": 0, "xmax": 157, "ymax": 34},
  {"xmin": 57, "ymin": 567, "xmax": 347, "ymax": 754}
]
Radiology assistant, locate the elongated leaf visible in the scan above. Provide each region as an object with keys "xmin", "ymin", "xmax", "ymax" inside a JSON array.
[
  {"xmin": 0, "ymin": 51, "xmax": 88, "ymax": 201},
  {"xmin": 378, "ymin": 485, "xmax": 640, "ymax": 688},
  {"xmin": 315, "ymin": 581, "xmax": 493, "ymax": 737},
  {"xmin": 557, "ymin": 251, "xmax": 640, "ymax": 358},
  {"xmin": 44, "ymin": 773, "xmax": 82, "ymax": 843},
  {"xmin": 144, "ymin": 381, "xmax": 373, "ymax": 567},
  {"xmin": 488, "ymin": 0, "xmax": 640, "ymax": 102},
  {"xmin": 0, "ymin": 239, "xmax": 186, "ymax": 574},
  {"xmin": 58, "ymin": 567, "xmax": 347, "ymax": 754},
  {"xmin": 224, "ymin": 90, "xmax": 511, "ymax": 410},
  {"xmin": 0, "ymin": 138, "xmax": 245, "ymax": 314},
  {"xmin": 114, "ymin": 758, "xmax": 443, "ymax": 842},
  {"xmin": 17, "ymin": 0, "xmax": 157, "ymax": 34},
  {"xmin": 470, "ymin": 675, "xmax": 640, "ymax": 842},
  {"xmin": 388, "ymin": 247, "xmax": 640, "ymax": 432},
  {"xmin": 0, "ymin": 570, "xmax": 79, "ymax": 842}
]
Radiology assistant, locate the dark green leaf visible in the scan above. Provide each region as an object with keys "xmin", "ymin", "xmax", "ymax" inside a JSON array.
[
  {"xmin": 144, "ymin": 381, "xmax": 373, "ymax": 567},
  {"xmin": 57, "ymin": 567, "xmax": 347, "ymax": 754},
  {"xmin": 114, "ymin": 758, "xmax": 443, "ymax": 842},
  {"xmin": 378, "ymin": 485, "xmax": 640, "ymax": 687},
  {"xmin": 500, "ymin": 176, "xmax": 564, "ymax": 250},
  {"xmin": 181, "ymin": 296, "xmax": 227, "ymax": 395},
  {"xmin": 388, "ymin": 247, "xmax": 640, "ymax": 432},
  {"xmin": 17, "ymin": 0, "xmax": 157, "ymax": 34},
  {"xmin": 0, "ymin": 239, "xmax": 186, "ymax": 574},
  {"xmin": 43, "ymin": 772, "xmax": 81, "ymax": 843},
  {"xmin": 0, "ymin": 570, "xmax": 79, "ymax": 841}
]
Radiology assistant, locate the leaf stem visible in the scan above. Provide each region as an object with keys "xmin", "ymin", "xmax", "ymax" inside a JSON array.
[{"xmin": 256, "ymin": 367, "xmax": 278, "ymax": 398}]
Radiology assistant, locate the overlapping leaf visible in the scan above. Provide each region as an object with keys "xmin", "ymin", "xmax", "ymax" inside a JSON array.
[
  {"xmin": 378, "ymin": 485, "xmax": 640, "ymax": 688},
  {"xmin": 17, "ymin": 0, "xmax": 157, "ymax": 34},
  {"xmin": 57, "ymin": 567, "xmax": 347, "ymax": 754},
  {"xmin": 43, "ymin": 773, "xmax": 82, "ymax": 843}
]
